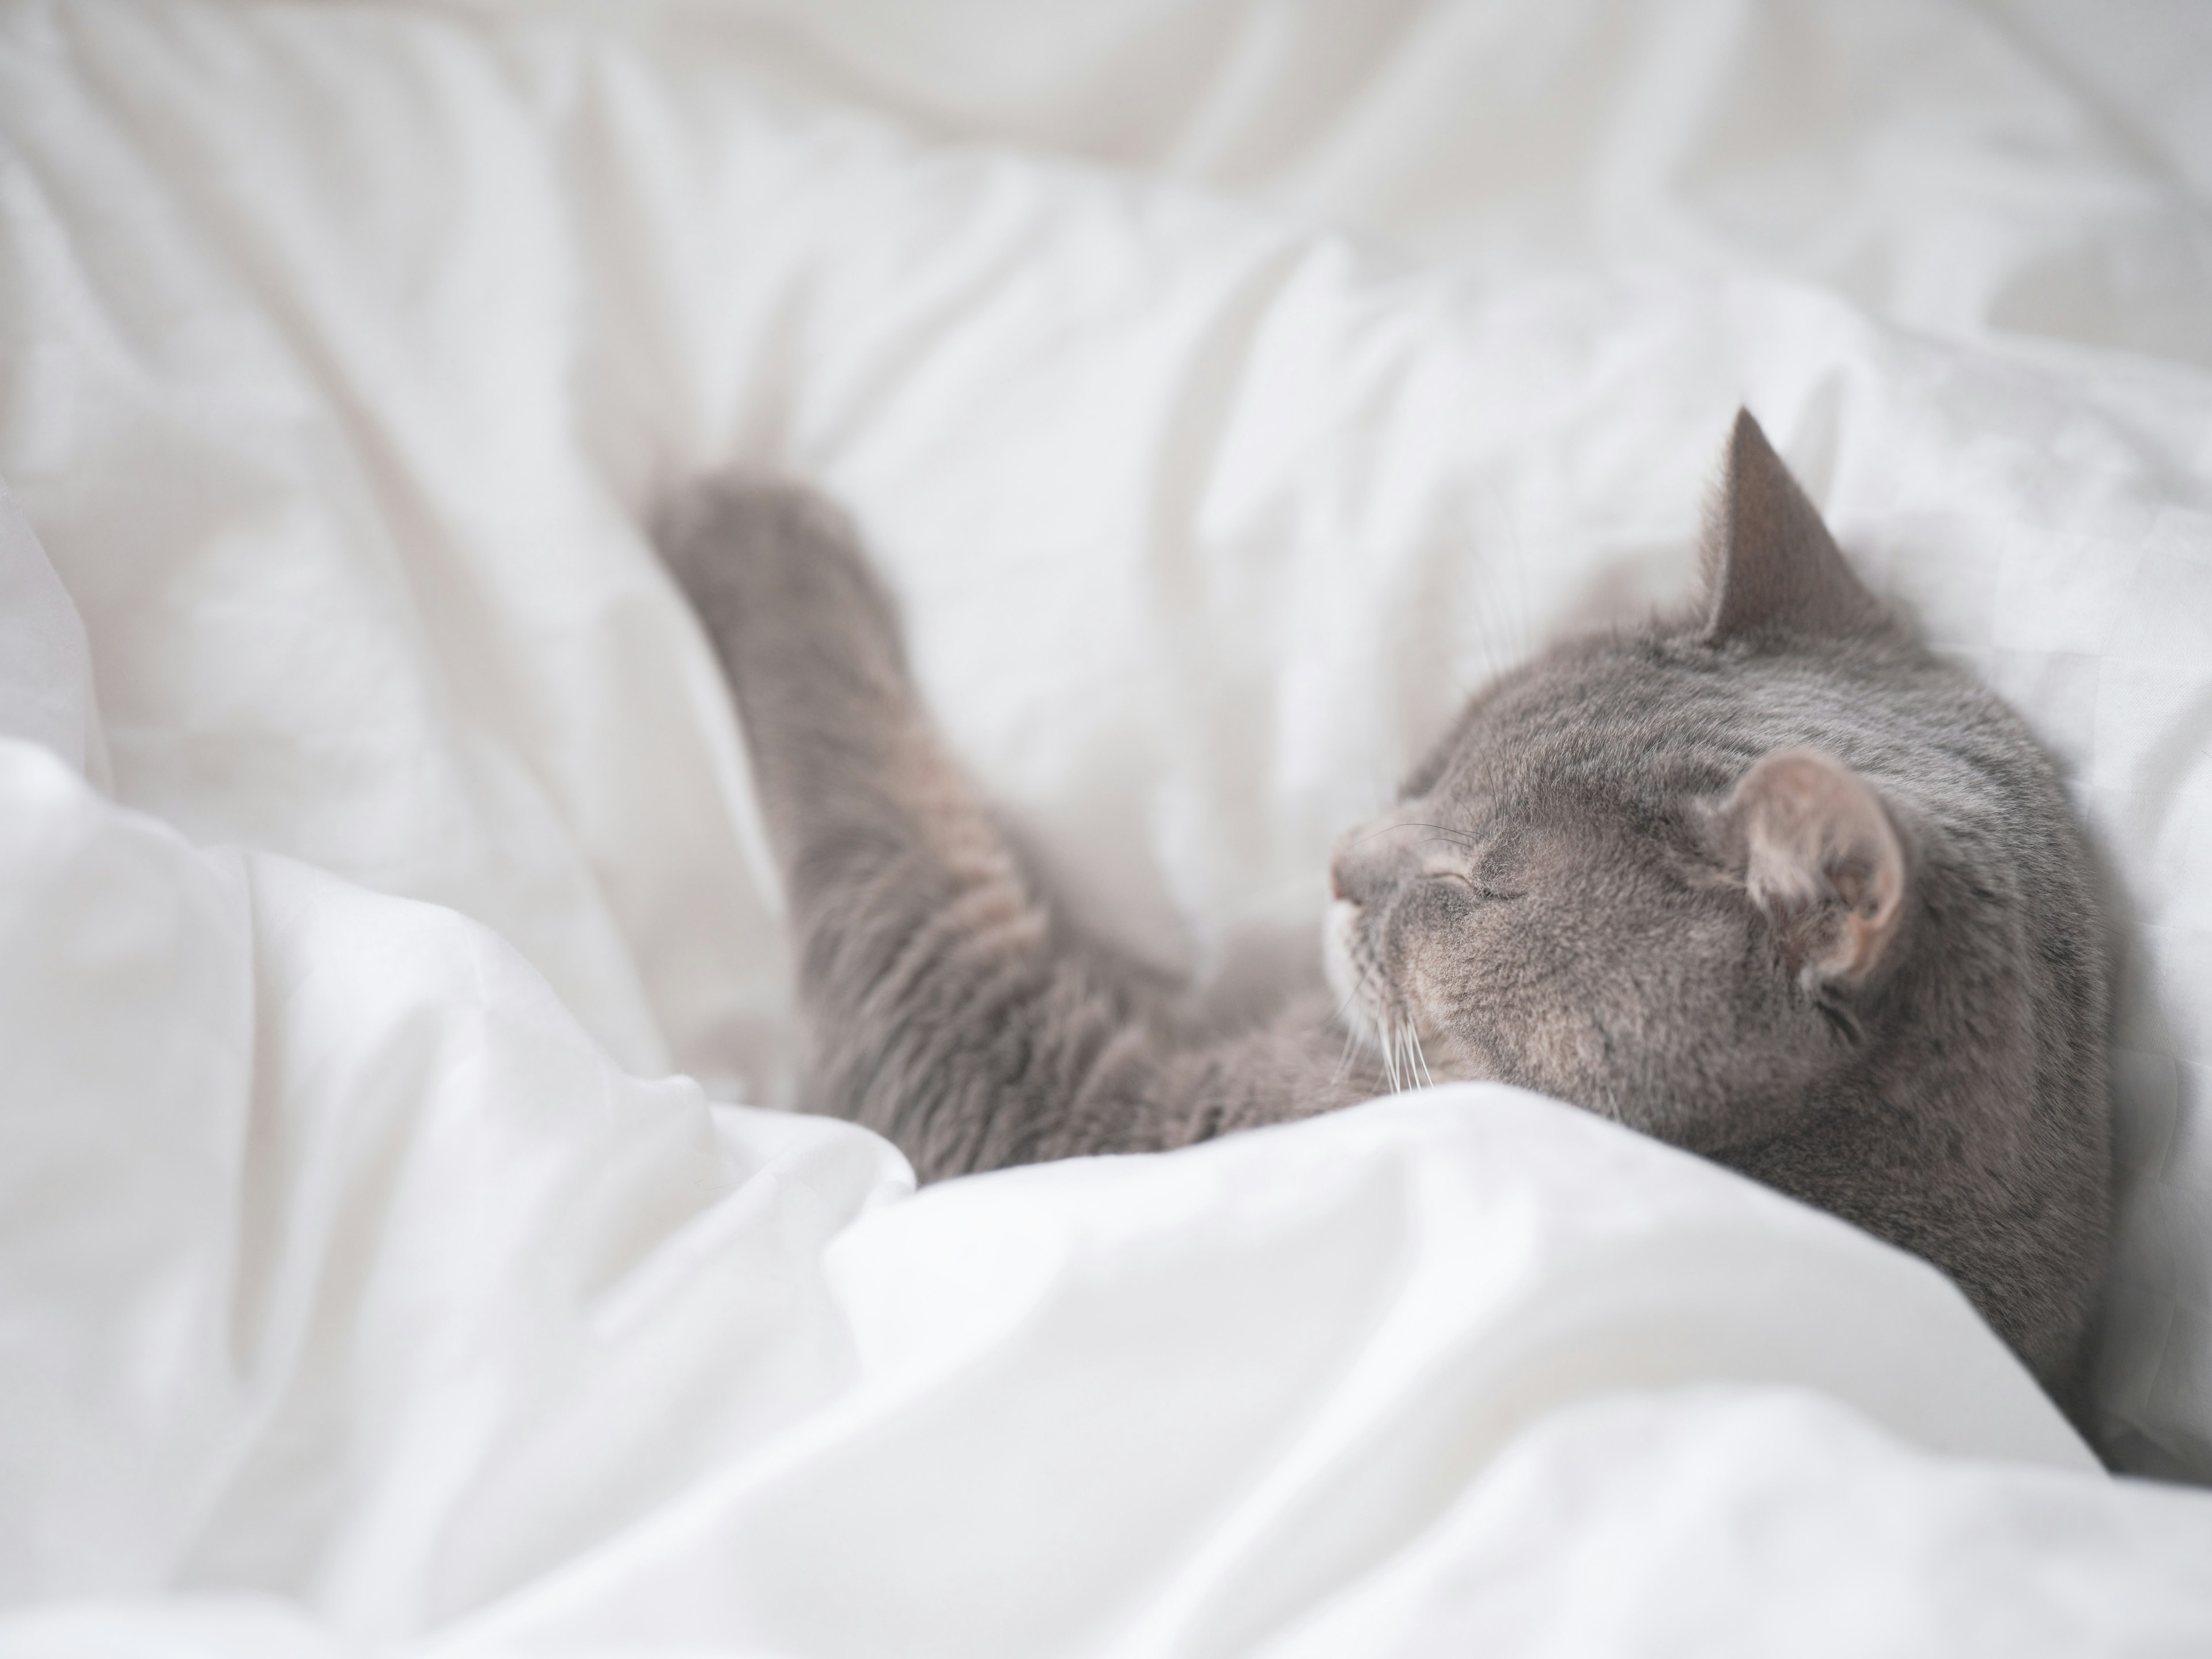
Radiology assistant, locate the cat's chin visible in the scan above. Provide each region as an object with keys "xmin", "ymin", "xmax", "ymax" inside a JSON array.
[{"xmin": 1321, "ymin": 898, "xmax": 1373, "ymax": 1044}]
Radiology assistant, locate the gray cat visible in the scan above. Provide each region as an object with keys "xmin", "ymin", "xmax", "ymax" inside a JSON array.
[{"xmin": 656, "ymin": 411, "xmax": 2110, "ymax": 1401}]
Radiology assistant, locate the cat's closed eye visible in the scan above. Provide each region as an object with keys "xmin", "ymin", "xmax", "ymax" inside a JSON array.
[{"xmin": 1430, "ymin": 870, "xmax": 1522, "ymax": 903}]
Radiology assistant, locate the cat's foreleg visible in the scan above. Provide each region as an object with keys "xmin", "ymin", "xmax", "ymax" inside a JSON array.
[{"xmin": 656, "ymin": 475, "xmax": 1199, "ymax": 1177}]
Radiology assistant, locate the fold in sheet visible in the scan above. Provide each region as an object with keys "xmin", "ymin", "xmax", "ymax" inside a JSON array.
[
  {"xmin": 5, "ymin": 0, "xmax": 2212, "ymax": 1650},
  {"xmin": 14, "ymin": 718, "xmax": 2204, "ymax": 1655}
]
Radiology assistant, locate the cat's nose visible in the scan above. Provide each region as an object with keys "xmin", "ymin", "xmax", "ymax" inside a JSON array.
[{"xmin": 1328, "ymin": 840, "xmax": 1374, "ymax": 907}]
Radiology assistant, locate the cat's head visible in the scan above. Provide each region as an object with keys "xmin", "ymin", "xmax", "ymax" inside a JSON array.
[{"xmin": 1325, "ymin": 410, "xmax": 1919, "ymax": 1149}]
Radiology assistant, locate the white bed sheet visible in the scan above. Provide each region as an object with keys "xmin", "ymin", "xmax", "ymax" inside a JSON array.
[
  {"xmin": 5, "ymin": 714, "xmax": 2206, "ymax": 1654},
  {"xmin": 4, "ymin": 0, "xmax": 2212, "ymax": 1650}
]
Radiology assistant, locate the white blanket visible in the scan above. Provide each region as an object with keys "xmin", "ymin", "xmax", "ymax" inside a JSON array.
[{"xmin": 5, "ymin": 0, "xmax": 2212, "ymax": 1650}]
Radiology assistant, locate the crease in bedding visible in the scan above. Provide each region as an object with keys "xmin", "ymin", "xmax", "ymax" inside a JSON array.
[{"xmin": 5, "ymin": 0, "xmax": 2212, "ymax": 1651}]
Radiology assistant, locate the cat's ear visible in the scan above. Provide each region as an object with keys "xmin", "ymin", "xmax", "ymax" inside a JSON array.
[
  {"xmin": 1703, "ymin": 408, "xmax": 1884, "ymax": 641},
  {"xmin": 1713, "ymin": 748, "xmax": 1911, "ymax": 990}
]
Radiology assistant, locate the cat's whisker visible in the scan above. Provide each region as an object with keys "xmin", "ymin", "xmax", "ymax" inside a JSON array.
[
  {"xmin": 1343, "ymin": 823, "xmax": 1415, "ymax": 853},
  {"xmin": 1397, "ymin": 822, "xmax": 1484, "ymax": 851},
  {"xmin": 1410, "ymin": 1026, "xmax": 1435, "ymax": 1089},
  {"xmin": 1346, "ymin": 820, "xmax": 1484, "ymax": 855}
]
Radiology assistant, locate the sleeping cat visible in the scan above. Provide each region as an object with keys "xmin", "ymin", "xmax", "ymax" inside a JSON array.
[{"xmin": 656, "ymin": 411, "xmax": 2111, "ymax": 1399}]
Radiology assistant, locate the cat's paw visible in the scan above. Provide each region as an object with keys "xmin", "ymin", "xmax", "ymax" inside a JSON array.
[{"xmin": 652, "ymin": 469, "xmax": 910, "ymax": 692}]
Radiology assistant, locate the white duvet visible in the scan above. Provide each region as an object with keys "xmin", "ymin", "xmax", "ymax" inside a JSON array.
[{"xmin": 5, "ymin": 0, "xmax": 2212, "ymax": 1651}]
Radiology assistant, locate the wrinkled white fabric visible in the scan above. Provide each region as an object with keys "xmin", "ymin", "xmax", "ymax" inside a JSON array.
[
  {"xmin": 8, "ymin": 730, "xmax": 2198, "ymax": 1657},
  {"xmin": 0, "ymin": 478, "xmax": 101, "ymax": 781},
  {"xmin": 3, "ymin": 0, "xmax": 2212, "ymax": 1650},
  {"xmin": 618, "ymin": 0, "xmax": 2212, "ymax": 368}
]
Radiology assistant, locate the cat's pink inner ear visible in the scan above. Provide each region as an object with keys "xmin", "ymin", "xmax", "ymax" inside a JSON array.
[
  {"xmin": 1722, "ymin": 748, "xmax": 1910, "ymax": 987},
  {"xmin": 1703, "ymin": 408, "xmax": 1884, "ymax": 641}
]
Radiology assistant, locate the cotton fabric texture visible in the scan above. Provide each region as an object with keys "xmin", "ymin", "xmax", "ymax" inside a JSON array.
[{"xmin": 4, "ymin": 1, "xmax": 2212, "ymax": 1652}]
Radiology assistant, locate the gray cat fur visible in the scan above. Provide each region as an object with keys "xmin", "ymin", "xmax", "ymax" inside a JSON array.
[{"xmin": 656, "ymin": 410, "xmax": 2110, "ymax": 1402}]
